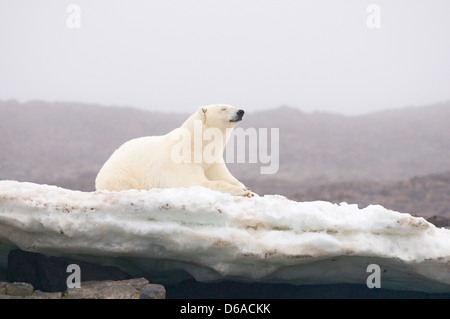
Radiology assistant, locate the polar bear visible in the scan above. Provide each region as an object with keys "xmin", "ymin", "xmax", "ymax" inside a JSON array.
[{"xmin": 95, "ymin": 104, "xmax": 253, "ymax": 197}]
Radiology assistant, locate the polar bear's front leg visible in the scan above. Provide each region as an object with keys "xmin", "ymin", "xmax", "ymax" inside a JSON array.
[
  {"xmin": 166, "ymin": 164, "xmax": 253, "ymax": 197},
  {"xmin": 201, "ymin": 180, "xmax": 253, "ymax": 197},
  {"xmin": 205, "ymin": 162, "xmax": 248, "ymax": 189}
]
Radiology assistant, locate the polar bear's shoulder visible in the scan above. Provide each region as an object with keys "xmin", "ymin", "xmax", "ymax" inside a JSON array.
[{"xmin": 115, "ymin": 135, "xmax": 167, "ymax": 153}]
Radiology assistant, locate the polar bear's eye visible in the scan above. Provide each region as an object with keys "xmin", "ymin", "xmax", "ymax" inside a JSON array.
[{"xmin": 221, "ymin": 108, "xmax": 226, "ymax": 111}]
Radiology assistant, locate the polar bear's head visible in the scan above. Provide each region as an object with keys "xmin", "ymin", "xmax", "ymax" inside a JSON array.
[{"xmin": 198, "ymin": 104, "xmax": 245, "ymax": 129}]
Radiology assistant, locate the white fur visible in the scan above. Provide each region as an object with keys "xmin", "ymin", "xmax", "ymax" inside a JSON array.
[{"xmin": 95, "ymin": 104, "xmax": 253, "ymax": 197}]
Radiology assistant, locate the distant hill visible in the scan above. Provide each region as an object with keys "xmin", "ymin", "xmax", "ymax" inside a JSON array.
[
  {"xmin": 0, "ymin": 100, "xmax": 188, "ymax": 189},
  {"xmin": 1, "ymin": 99, "xmax": 450, "ymax": 220},
  {"xmin": 289, "ymin": 171, "xmax": 450, "ymax": 220},
  {"xmin": 235, "ymin": 102, "xmax": 450, "ymax": 192}
]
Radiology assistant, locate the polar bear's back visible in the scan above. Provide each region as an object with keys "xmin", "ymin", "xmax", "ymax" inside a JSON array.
[{"xmin": 95, "ymin": 135, "xmax": 168, "ymax": 191}]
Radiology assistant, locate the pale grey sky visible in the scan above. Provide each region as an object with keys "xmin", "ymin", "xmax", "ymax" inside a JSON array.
[{"xmin": 0, "ymin": 0, "xmax": 449, "ymax": 115}]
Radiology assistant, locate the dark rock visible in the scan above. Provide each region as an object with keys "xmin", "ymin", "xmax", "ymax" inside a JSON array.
[
  {"xmin": 27, "ymin": 290, "xmax": 62, "ymax": 299},
  {"xmin": 66, "ymin": 279, "xmax": 148, "ymax": 299},
  {"xmin": 0, "ymin": 268, "xmax": 7, "ymax": 281},
  {"xmin": 0, "ymin": 281, "xmax": 6, "ymax": 294},
  {"xmin": 5, "ymin": 282, "xmax": 34, "ymax": 297},
  {"xmin": 7, "ymin": 249, "xmax": 130, "ymax": 292},
  {"xmin": 165, "ymin": 279, "xmax": 450, "ymax": 299},
  {"xmin": 6, "ymin": 250, "xmax": 167, "ymax": 299},
  {"xmin": 123, "ymin": 277, "xmax": 149, "ymax": 290},
  {"xmin": 0, "ymin": 293, "xmax": 23, "ymax": 299},
  {"xmin": 426, "ymin": 215, "xmax": 450, "ymax": 229},
  {"xmin": 96, "ymin": 282, "xmax": 139, "ymax": 299},
  {"xmin": 140, "ymin": 284, "xmax": 166, "ymax": 299},
  {"xmin": 65, "ymin": 282, "xmax": 100, "ymax": 299}
]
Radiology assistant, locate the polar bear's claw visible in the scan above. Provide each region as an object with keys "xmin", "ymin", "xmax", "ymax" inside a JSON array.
[{"xmin": 242, "ymin": 189, "xmax": 255, "ymax": 198}]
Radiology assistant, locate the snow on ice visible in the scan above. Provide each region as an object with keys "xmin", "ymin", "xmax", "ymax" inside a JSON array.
[{"xmin": 0, "ymin": 181, "xmax": 449, "ymax": 293}]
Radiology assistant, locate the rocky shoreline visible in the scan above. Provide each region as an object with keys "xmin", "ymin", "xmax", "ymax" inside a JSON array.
[
  {"xmin": 0, "ymin": 277, "xmax": 165, "ymax": 299},
  {"xmin": 0, "ymin": 249, "xmax": 165, "ymax": 299}
]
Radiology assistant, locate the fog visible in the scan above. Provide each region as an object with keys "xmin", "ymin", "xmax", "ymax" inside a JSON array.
[{"xmin": 0, "ymin": 0, "xmax": 449, "ymax": 115}]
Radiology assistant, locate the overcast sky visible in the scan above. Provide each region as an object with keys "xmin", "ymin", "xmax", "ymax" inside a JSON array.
[{"xmin": 0, "ymin": 0, "xmax": 449, "ymax": 115}]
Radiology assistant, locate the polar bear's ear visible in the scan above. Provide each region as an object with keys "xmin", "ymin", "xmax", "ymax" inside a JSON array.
[{"xmin": 199, "ymin": 107, "xmax": 207, "ymax": 123}]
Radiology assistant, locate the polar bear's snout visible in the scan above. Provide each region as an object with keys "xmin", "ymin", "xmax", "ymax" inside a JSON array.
[{"xmin": 230, "ymin": 109, "xmax": 245, "ymax": 122}]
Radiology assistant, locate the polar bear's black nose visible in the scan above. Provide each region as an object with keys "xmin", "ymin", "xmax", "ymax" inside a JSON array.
[{"xmin": 237, "ymin": 109, "xmax": 245, "ymax": 118}]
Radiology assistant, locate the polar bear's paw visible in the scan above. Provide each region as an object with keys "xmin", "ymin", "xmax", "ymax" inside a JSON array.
[
  {"xmin": 222, "ymin": 183, "xmax": 255, "ymax": 197},
  {"xmin": 242, "ymin": 188, "xmax": 256, "ymax": 198}
]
